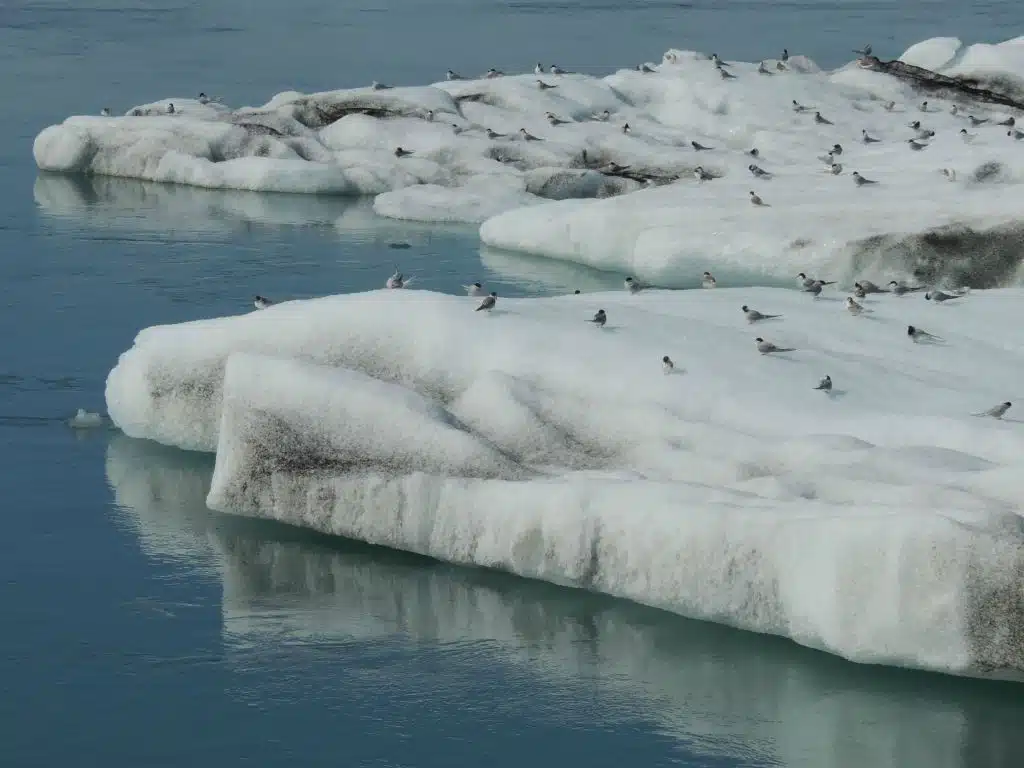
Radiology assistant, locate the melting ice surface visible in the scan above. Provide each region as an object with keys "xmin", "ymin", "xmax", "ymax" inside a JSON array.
[
  {"xmin": 32, "ymin": 37, "xmax": 1024, "ymax": 285},
  {"xmin": 106, "ymin": 285, "xmax": 1024, "ymax": 680}
]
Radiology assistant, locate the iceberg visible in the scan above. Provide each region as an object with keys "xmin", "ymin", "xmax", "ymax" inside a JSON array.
[
  {"xmin": 105, "ymin": 286, "xmax": 1024, "ymax": 679},
  {"xmin": 106, "ymin": 430, "xmax": 1021, "ymax": 766},
  {"xmin": 33, "ymin": 38, "xmax": 1024, "ymax": 267}
]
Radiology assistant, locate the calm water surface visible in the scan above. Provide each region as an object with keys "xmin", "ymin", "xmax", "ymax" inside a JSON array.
[{"xmin": 2, "ymin": 2, "xmax": 1023, "ymax": 766}]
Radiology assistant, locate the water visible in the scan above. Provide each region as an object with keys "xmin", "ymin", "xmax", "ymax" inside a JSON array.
[{"xmin": 2, "ymin": 2, "xmax": 1023, "ymax": 765}]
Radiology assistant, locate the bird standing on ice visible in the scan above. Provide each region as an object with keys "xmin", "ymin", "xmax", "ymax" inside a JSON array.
[
  {"xmin": 888, "ymin": 280, "xmax": 923, "ymax": 295},
  {"xmin": 101, "ymin": 107, "xmax": 111, "ymax": 116},
  {"xmin": 624, "ymin": 277, "xmax": 642, "ymax": 294},
  {"xmin": 845, "ymin": 296, "xmax": 865, "ymax": 315},
  {"xmin": 925, "ymin": 290, "xmax": 962, "ymax": 303},
  {"xmin": 756, "ymin": 337, "xmax": 795, "ymax": 354},
  {"xmin": 394, "ymin": 147, "xmax": 414, "ymax": 157},
  {"xmin": 814, "ymin": 375, "xmax": 832, "ymax": 391},
  {"xmin": 852, "ymin": 171, "xmax": 878, "ymax": 186},
  {"xmin": 798, "ymin": 273, "xmax": 834, "ymax": 290},
  {"xmin": 907, "ymin": 325, "xmax": 941, "ymax": 343},
  {"xmin": 814, "ymin": 111, "xmax": 833, "ymax": 125},
  {"xmin": 253, "ymin": 295, "xmax": 273, "ymax": 310},
  {"xmin": 535, "ymin": 62, "xmax": 544, "ymax": 74},
  {"xmin": 973, "ymin": 402, "xmax": 1012, "ymax": 419},
  {"xmin": 589, "ymin": 309, "xmax": 607, "ymax": 327},
  {"xmin": 701, "ymin": 271, "xmax": 717, "ymax": 289},
  {"xmin": 742, "ymin": 305, "xmax": 781, "ymax": 323},
  {"xmin": 694, "ymin": 166, "xmax": 714, "ymax": 181},
  {"xmin": 463, "ymin": 282, "xmax": 485, "ymax": 297},
  {"xmin": 446, "ymin": 69, "xmax": 463, "ymax": 80},
  {"xmin": 519, "ymin": 128, "xmax": 542, "ymax": 141},
  {"xmin": 662, "ymin": 356, "xmax": 675, "ymax": 374},
  {"xmin": 387, "ymin": 270, "xmax": 412, "ymax": 289},
  {"xmin": 475, "ymin": 292, "xmax": 497, "ymax": 312},
  {"xmin": 749, "ymin": 190, "xmax": 767, "ymax": 206}
]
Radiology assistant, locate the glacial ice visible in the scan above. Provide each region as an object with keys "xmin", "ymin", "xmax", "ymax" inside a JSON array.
[
  {"xmin": 32, "ymin": 38, "xmax": 1024, "ymax": 284},
  {"xmin": 105, "ymin": 286, "xmax": 1024, "ymax": 679}
]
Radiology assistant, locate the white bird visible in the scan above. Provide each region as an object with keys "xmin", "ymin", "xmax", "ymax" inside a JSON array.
[
  {"xmin": 519, "ymin": 128, "xmax": 541, "ymax": 141},
  {"xmin": 589, "ymin": 309, "xmax": 607, "ymax": 327},
  {"xmin": 907, "ymin": 325, "xmax": 942, "ymax": 342},
  {"xmin": 550, "ymin": 64, "xmax": 566, "ymax": 74},
  {"xmin": 475, "ymin": 292, "xmax": 497, "ymax": 311},
  {"xmin": 972, "ymin": 401, "xmax": 1012, "ymax": 419},
  {"xmin": 1010, "ymin": 129, "xmax": 1024, "ymax": 140},
  {"xmin": 758, "ymin": 61, "xmax": 773, "ymax": 75},
  {"xmin": 534, "ymin": 62, "xmax": 544, "ymax": 74},
  {"xmin": 546, "ymin": 112, "xmax": 570, "ymax": 126},
  {"xmin": 855, "ymin": 280, "xmax": 884, "ymax": 294},
  {"xmin": 756, "ymin": 337, "xmax": 796, "ymax": 354},
  {"xmin": 537, "ymin": 80, "xmax": 557, "ymax": 90},
  {"xmin": 853, "ymin": 171, "xmax": 878, "ymax": 186},
  {"xmin": 853, "ymin": 44, "xmax": 873, "ymax": 57},
  {"xmin": 590, "ymin": 109, "xmax": 611, "ymax": 121},
  {"xmin": 167, "ymin": 103, "xmax": 175, "ymax": 114},
  {"xmin": 829, "ymin": 162, "xmax": 844, "ymax": 175},
  {"xmin": 371, "ymin": 81, "xmax": 391, "ymax": 90},
  {"xmin": 749, "ymin": 190, "xmax": 766, "ymax": 206},
  {"xmin": 853, "ymin": 283, "xmax": 867, "ymax": 299},
  {"xmin": 862, "ymin": 130, "xmax": 880, "ymax": 143},
  {"xmin": 888, "ymin": 280, "xmax": 923, "ymax": 296},
  {"xmin": 701, "ymin": 271, "xmax": 717, "ymax": 289},
  {"xmin": 101, "ymin": 107, "xmax": 111, "ymax": 116},
  {"xmin": 814, "ymin": 111, "xmax": 833, "ymax": 125},
  {"xmin": 463, "ymin": 282, "xmax": 485, "ymax": 297},
  {"xmin": 960, "ymin": 128, "xmax": 976, "ymax": 144},
  {"xmin": 485, "ymin": 68, "xmax": 503, "ymax": 78},
  {"xmin": 446, "ymin": 69, "xmax": 463, "ymax": 80},
  {"xmin": 622, "ymin": 122, "xmax": 632, "ymax": 134},
  {"xmin": 485, "ymin": 129, "xmax": 506, "ymax": 139},
  {"xmin": 638, "ymin": 63, "xmax": 656, "ymax": 73},
  {"xmin": 968, "ymin": 115, "xmax": 989, "ymax": 126},
  {"xmin": 719, "ymin": 67, "xmax": 737, "ymax": 80},
  {"xmin": 662, "ymin": 355, "xmax": 675, "ymax": 374},
  {"xmin": 742, "ymin": 305, "xmax": 781, "ymax": 323},
  {"xmin": 253, "ymin": 295, "xmax": 273, "ymax": 310},
  {"xmin": 624, "ymin": 277, "xmax": 642, "ymax": 294},
  {"xmin": 942, "ymin": 168, "xmax": 957, "ymax": 181},
  {"xmin": 925, "ymin": 290, "xmax": 962, "ymax": 303},
  {"xmin": 798, "ymin": 273, "xmax": 835, "ymax": 290},
  {"xmin": 845, "ymin": 296, "xmax": 865, "ymax": 315},
  {"xmin": 919, "ymin": 100, "xmax": 930, "ymax": 112},
  {"xmin": 792, "ymin": 100, "xmax": 811, "ymax": 113},
  {"xmin": 814, "ymin": 375, "xmax": 832, "ymax": 391},
  {"xmin": 749, "ymin": 164, "xmax": 772, "ymax": 179},
  {"xmin": 394, "ymin": 147, "xmax": 414, "ymax": 157},
  {"xmin": 694, "ymin": 166, "xmax": 714, "ymax": 182}
]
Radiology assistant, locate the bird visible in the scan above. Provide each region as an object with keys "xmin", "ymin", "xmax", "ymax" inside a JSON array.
[
  {"xmin": 815, "ymin": 112, "xmax": 833, "ymax": 125},
  {"xmin": 394, "ymin": 147, "xmax": 414, "ymax": 157},
  {"xmin": 950, "ymin": 104, "xmax": 959, "ymax": 116},
  {"xmin": 748, "ymin": 148, "xmax": 760, "ymax": 157},
  {"xmin": 792, "ymin": 100, "xmax": 811, "ymax": 113},
  {"xmin": 776, "ymin": 60, "xmax": 787, "ymax": 71},
  {"xmin": 519, "ymin": 128, "xmax": 541, "ymax": 141},
  {"xmin": 756, "ymin": 337, "xmax": 795, "ymax": 354},
  {"xmin": 888, "ymin": 280, "xmax": 923, "ymax": 295},
  {"xmin": 907, "ymin": 325, "xmax": 942, "ymax": 342},
  {"xmin": 925, "ymin": 290, "xmax": 962, "ymax": 303},
  {"xmin": 622, "ymin": 122, "xmax": 632, "ymax": 134},
  {"xmin": 624, "ymin": 277, "xmax": 642, "ymax": 294},
  {"xmin": 852, "ymin": 284, "xmax": 867, "ymax": 299},
  {"xmin": 638, "ymin": 63, "xmax": 656, "ymax": 73},
  {"xmin": 386, "ymin": 270, "xmax": 412, "ymax": 289},
  {"xmin": 1010, "ymin": 129, "xmax": 1024, "ymax": 140},
  {"xmin": 446, "ymin": 70, "xmax": 463, "ymax": 80},
  {"xmin": 831, "ymin": 143, "xmax": 843, "ymax": 156},
  {"xmin": 853, "ymin": 44, "xmax": 873, "ymax": 57},
  {"xmin": 814, "ymin": 375, "xmax": 832, "ymax": 391},
  {"xmin": 694, "ymin": 166, "xmax": 714, "ymax": 182},
  {"xmin": 662, "ymin": 356, "xmax": 675, "ymax": 374},
  {"xmin": 370, "ymin": 81, "xmax": 392, "ymax": 90},
  {"xmin": 749, "ymin": 190, "xmax": 766, "ymax": 206},
  {"xmin": 829, "ymin": 163, "xmax": 843, "ymax": 175},
  {"xmin": 862, "ymin": 130, "xmax": 880, "ymax": 143},
  {"xmin": 972, "ymin": 401, "xmax": 1012, "ymax": 419},
  {"xmin": 546, "ymin": 112, "xmax": 570, "ymax": 126},
  {"xmin": 997, "ymin": 116, "xmax": 1016, "ymax": 127},
  {"xmin": 537, "ymin": 80, "xmax": 557, "ymax": 90},
  {"xmin": 846, "ymin": 296, "xmax": 865, "ymax": 315},
  {"xmin": 167, "ymin": 103, "xmax": 175, "ymax": 114},
  {"xmin": 253, "ymin": 295, "xmax": 273, "ymax": 310},
  {"xmin": 919, "ymin": 101, "xmax": 930, "ymax": 112},
  {"xmin": 883, "ymin": 100, "xmax": 896, "ymax": 112},
  {"xmin": 101, "ymin": 107, "xmax": 111, "ymax": 116},
  {"xmin": 855, "ymin": 280, "xmax": 884, "ymax": 294},
  {"xmin": 710, "ymin": 53, "xmax": 729, "ymax": 67},
  {"xmin": 534, "ymin": 62, "xmax": 544, "ymax": 74},
  {"xmin": 798, "ymin": 273, "xmax": 835, "ymax": 290},
  {"xmin": 590, "ymin": 109, "xmax": 611, "ymax": 121},
  {"xmin": 701, "ymin": 271, "xmax": 717, "ymax": 289},
  {"xmin": 475, "ymin": 292, "xmax": 498, "ymax": 311},
  {"xmin": 463, "ymin": 282, "xmax": 485, "ymax": 297},
  {"xmin": 749, "ymin": 164, "xmax": 772, "ymax": 179},
  {"xmin": 198, "ymin": 92, "xmax": 210, "ymax": 105},
  {"xmin": 550, "ymin": 64, "xmax": 566, "ymax": 74},
  {"xmin": 758, "ymin": 61, "xmax": 773, "ymax": 75},
  {"xmin": 960, "ymin": 128, "xmax": 976, "ymax": 143},
  {"xmin": 719, "ymin": 68, "xmax": 737, "ymax": 80},
  {"xmin": 691, "ymin": 140, "xmax": 713, "ymax": 151},
  {"xmin": 485, "ymin": 129, "xmax": 506, "ymax": 139},
  {"xmin": 742, "ymin": 305, "xmax": 781, "ymax": 323},
  {"xmin": 968, "ymin": 115, "xmax": 989, "ymax": 126},
  {"xmin": 908, "ymin": 139, "xmax": 928, "ymax": 151},
  {"xmin": 853, "ymin": 171, "xmax": 878, "ymax": 186},
  {"xmin": 781, "ymin": 48, "xmax": 790, "ymax": 62},
  {"xmin": 942, "ymin": 168, "xmax": 957, "ymax": 181},
  {"xmin": 589, "ymin": 309, "xmax": 607, "ymax": 327},
  {"xmin": 485, "ymin": 68, "xmax": 504, "ymax": 78}
]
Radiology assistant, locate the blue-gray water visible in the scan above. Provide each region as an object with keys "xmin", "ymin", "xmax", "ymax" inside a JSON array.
[{"xmin": 2, "ymin": 2, "xmax": 1023, "ymax": 766}]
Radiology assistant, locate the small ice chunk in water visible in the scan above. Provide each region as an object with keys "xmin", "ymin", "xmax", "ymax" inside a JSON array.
[{"xmin": 68, "ymin": 408, "xmax": 104, "ymax": 429}]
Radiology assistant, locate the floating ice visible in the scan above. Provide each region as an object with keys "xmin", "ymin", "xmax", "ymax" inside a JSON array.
[
  {"xmin": 33, "ymin": 38, "xmax": 1024, "ymax": 268},
  {"xmin": 68, "ymin": 408, "xmax": 104, "ymax": 429},
  {"xmin": 106, "ymin": 286, "xmax": 1024, "ymax": 679}
]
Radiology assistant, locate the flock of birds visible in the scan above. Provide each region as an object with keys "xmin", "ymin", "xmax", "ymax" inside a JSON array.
[{"xmin": 251, "ymin": 261, "xmax": 1013, "ymax": 422}]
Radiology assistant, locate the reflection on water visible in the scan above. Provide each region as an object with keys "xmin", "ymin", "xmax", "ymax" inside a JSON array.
[{"xmin": 105, "ymin": 434, "xmax": 1024, "ymax": 768}]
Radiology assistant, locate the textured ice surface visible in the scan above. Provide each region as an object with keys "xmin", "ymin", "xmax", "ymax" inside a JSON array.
[{"xmin": 106, "ymin": 287, "xmax": 1024, "ymax": 679}]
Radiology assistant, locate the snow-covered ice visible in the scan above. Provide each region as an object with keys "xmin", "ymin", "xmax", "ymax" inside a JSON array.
[
  {"xmin": 33, "ymin": 37, "xmax": 1024, "ymax": 284},
  {"xmin": 105, "ymin": 285, "xmax": 1024, "ymax": 679}
]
